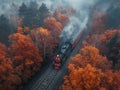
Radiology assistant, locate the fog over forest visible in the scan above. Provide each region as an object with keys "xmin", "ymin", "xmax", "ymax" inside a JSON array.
[{"xmin": 0, "ymin": 0, "xmax": 120, "ymax": 90}]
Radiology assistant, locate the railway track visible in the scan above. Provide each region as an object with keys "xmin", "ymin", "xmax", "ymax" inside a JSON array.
[
  {"xmin": 30, "ymin": 65, "xmax": 58, "ymax": 90},
  {"xmin": 30, "ymin": 64, "xmax": 52, "ymax": 90},
  {"xmin": 36, "ymin": 70, "xmax": 57, "ymax": 90}
]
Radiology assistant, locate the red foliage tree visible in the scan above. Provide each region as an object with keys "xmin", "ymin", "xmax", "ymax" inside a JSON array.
[
  {"xmin": 0, "ymin": 43, "xmax": 21, "ymax": 90},
  {"xmin": 82, "ymin": 30, "xmax": 120, "ymax": 69},
  {"xmin": 44, "ymin": 17, "xmax": 63, "ymax": 45},
  {"xmin": 9, "ymin": 33, "xmax": 43, "ymax": 83},
  {"xmin": 56, "ymin": 13, "xmax": 69, "ymax": 26},
  {"xmin": 90, "ymin": 12, "xmax": 107, "ymax": 34},
  {"xmin": 101, "ymin": 70, "xmax": 120, "ymax": 90}
]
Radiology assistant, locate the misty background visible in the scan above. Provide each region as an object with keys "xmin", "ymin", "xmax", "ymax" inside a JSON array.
[
  {"xmin": 0, "ymin": 0, "xmax": 120, "ymax": 45},
  {"xmin": 0, "ymin": 0, "xmax": 120, "ymax": 89}
]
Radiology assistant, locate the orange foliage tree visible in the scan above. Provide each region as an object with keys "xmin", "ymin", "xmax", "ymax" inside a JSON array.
[
  {"xmin": 62, "ymin": 64, "xmax": 103, "ymax": 90},
  {"xmin": 62, "ymin": 65, "xmax": 120, "ymax": 90},
  {"xmin": 9, "ymin": 33, "xmax": 42, "ymax": 83},
  {"xmin": 83, "ymin": 30, "xmax": 119, "ymax": 52},
  {"xmin": 96, "ymin": 30, "xmax": 118, "ymax": 55},
  {"xmin": 54, "ymin": 10, "xmax": 69, "ymax": 26},
  {"xmin": 101, "ymin": 70, "xmax": 120, "ymax": 90},
  {"xmin": 30, "ymin": 27, "xmax": 55, "ymax": 58},
  {"xmin": 82, "ymin": 34, "xmax": 101, "ymax": 48},
  {"xmin": 0, "ymin": 43, "xmax": 21, "ymax": 90},
  {"xmin": 99, "ymin": 30, "xmax": 120, "ymax": 69},
  {"xmin": 82, "ymin": 29, "xmax": 120, "ymax": 69},
  {"xmin": 69, "ymin": 46, "xmax": 111, "ymax": 71},
  {"xmin": 17, "ymin": 26, "xmax": 30, "ymax": 34},
  {"xmin": 62, "ymin": 46, "xmax": 120, "ymax": 90},
  {"xmin": 44, "ymin": 17, "xmax": 63, "ymax": 45}
]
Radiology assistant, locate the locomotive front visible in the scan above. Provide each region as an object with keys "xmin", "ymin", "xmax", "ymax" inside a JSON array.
[
  {"xmin": 53, "ymin": 42, "xmax": 72, "ymax": 70},
  {"xmin": 53, "ymin": 55, "xmax": 61, "ymax": 69}
]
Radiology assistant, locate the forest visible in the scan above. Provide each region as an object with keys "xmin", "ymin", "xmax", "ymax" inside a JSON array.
[
  {"xmin": 61, "ymin": 1, "xmax": 120, "ymax": 90},
  {"xmin": 0, "ymin": 0, "xmax": 120, "ymax": 90},
  {"xmin": 0, "ymin": 1, "xmax": 69, "ymax": 89}
]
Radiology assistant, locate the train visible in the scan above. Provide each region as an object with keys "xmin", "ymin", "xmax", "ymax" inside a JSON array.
[{"xmin": 53, "ymin": 30, "xmax": 85, "ymax": 69}]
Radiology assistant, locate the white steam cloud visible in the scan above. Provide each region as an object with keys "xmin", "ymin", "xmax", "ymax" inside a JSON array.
[{"xmin": 46, "ymin": 0, "xmax": 99, "ymax": 44}]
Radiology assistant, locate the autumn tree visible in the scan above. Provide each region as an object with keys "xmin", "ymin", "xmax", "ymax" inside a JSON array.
[
  {"xmin": 83, "ymin": 30, "xmax": 119, "ymax": 54},
  {"xmin": 82, "ymin": 34, "xmax": 101, "ymax": 48},
  {"xmin": 62, "ymin": 64, "xmax": 103, "ymax": 90},
  {"xmin": 62, "ymin": 64, "xmax": 120, "ymax": 90},
  {"xmin": 107, "ymin": 31, "xmax": 119, "ymax": 68},
  {"xmin": 17, "ymin": 26, "xmax": 30, "ymax": 35},
  {"xmin": 82, "ymin": 29, "xmax": 120, "ymax": 69},
  {"xmin": 30, "ymin": 27, "xmax": 55, "ymax": 60},
  {"xmin": 17, "ymin": 16, "xmax": 30, "ymax": 35},
  {"xmin": 99, "ymin": 30, "xmax": 120, "ymax": 69},
  {"xmin": 101, "ymin": 70, "xmax": 120, "ymax": 90},
  {"xmin": 56, "ymin": 13, "xmax": 69, "ymax": 26},
  {"xmin": 62, "ymin": 46, "xmax": 120, "ymax": 90},
  {"xmin": 0, "ymin": 43, "xmax": 12, "ymax": 89},
  {"xmin": 44, "ymin": 17, "xmax": 63, "ymax": 45},
  {"xmin": 54, "ymin": 10, "xmax": 69, "ymax": 26},
  {"xmin": 69, "ymin": 46, "xmax": 111, "ymax": 71},
  {"xmin": 90, "ymin": 12, "xmax": 107, "ymax": 34},
  {"xmin": 54, "ymin": 6, "xmax": 75, "ymax": 18},
  {"xmin": 9, "ymin": 33, "xmax": 43, "ymax": 83},
  {"xmin": 0, "ymin": 43, "xmax": 21, "ymax": 90}
]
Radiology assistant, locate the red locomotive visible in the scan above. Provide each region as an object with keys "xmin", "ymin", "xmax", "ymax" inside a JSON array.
[{"xmin": 54, "ymin": 55, "xmax": 61, "ymax": 69}]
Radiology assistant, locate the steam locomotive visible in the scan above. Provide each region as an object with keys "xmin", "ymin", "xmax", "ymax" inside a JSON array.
[{"xmin": 53, "ymin": 31, "xmax": 84, "ymax": 69}]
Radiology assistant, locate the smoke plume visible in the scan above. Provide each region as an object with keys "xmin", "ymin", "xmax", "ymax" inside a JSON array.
[{"xmin": 52, "ymin": 0, "xmax": 99, "ymax": 44}]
